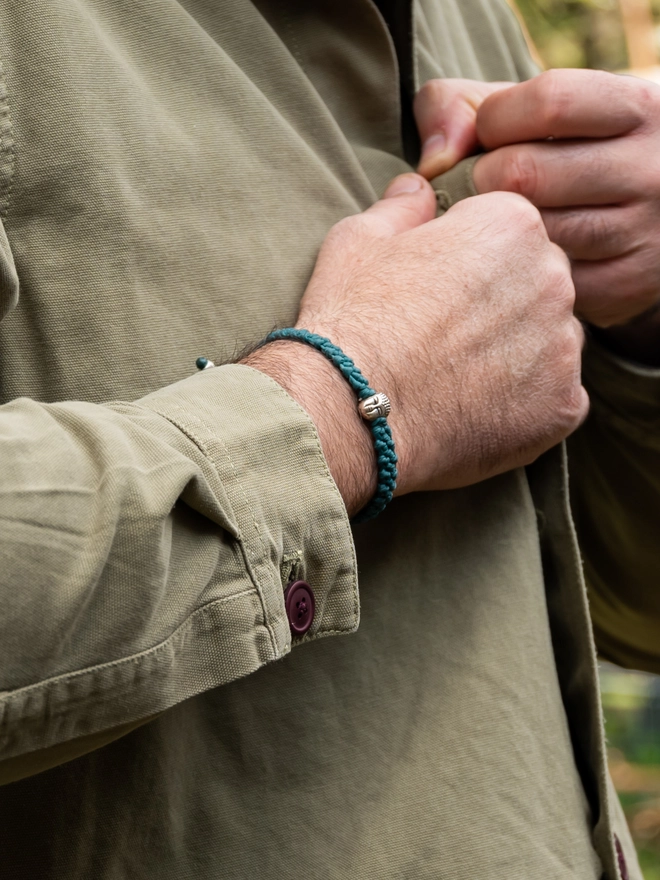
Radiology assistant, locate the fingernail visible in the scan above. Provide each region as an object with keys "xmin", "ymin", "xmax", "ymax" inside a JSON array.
[
  {"xmin": 384, "ymin": 174, "xmax": 423, "ymax": 197},
  {"xmin": 420, "ymin": 132, "xmax": 447, "ymax": 160}
]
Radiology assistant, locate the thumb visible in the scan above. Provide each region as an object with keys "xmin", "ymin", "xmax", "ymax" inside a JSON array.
[
  {"xmin": 360, "ymin": 173, "xmax": 437, "ymax": 238},
  {"xmin": 415, "ymin": 79, "xmax": 514, "ymax": 180}
]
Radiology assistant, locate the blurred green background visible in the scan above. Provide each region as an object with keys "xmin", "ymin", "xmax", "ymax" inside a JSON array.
[
  {"xmin": 600, "ymin": 665, "xmax": 660, "ymax": 879},
  {"xmin": 510, "ymin": 4, "xmax": 660, "ymax": 875},
  {"xmin": 513, "ymin": 0, "xmax": 660, "ymax": 71}
]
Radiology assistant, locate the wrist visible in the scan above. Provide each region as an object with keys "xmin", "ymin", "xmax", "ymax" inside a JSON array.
[{"xmin": 243, "ymin": 341, "xmax": 377, "ymax": 517}]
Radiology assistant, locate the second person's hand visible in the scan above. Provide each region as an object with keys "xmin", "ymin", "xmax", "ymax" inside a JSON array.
[{"xmin": 415, "ymin": 70, "xmax": 660, "ymax": 347}]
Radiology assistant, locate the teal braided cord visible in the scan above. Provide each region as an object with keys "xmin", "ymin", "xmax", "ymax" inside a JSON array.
[{"xmin": 264, "ymin": 328, "xmax": 397, "ymax": 523}]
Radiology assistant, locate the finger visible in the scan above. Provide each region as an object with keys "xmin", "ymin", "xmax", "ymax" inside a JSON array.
[
  {"xmin": 477, "ymin": 69, "xmax": 652, "ymax": 150},
  {"xmin": 473, "ymin": 139, "xmax": 638, "ymax": 207},
  {"xmin": 360, "ymin": 174, "xmax": 437, "ymax": 237},
  {"xmin": 414, "ymin": 78, "xmax": 514, "ymax": 179},
  {"xmin": 549, "ymin": 239, "xmax": 573, "ymax": 278},
  {"xmin": 541, "ymin": 205, "xmax": 643, "ymax": 261},
  {"xmin": 443, "ymin": 189, "xmax": 550, "ymax": 244},
  {"xmin": 573, "ymin": 251, "xmax": 660, "ymax": 327}
]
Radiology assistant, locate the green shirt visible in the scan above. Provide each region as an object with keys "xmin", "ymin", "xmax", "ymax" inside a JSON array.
[{"xmin": 0, "ymin": 2, "xmax": 656, "ymax": 877}]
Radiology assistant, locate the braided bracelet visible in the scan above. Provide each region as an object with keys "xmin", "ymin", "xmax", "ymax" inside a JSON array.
[
  {"xmin": 265, "ymin": 329, "xmax": 397, "ymax": 523},
  {"xmin": 197, "ymin": 331, "xmax": 398, "ymax": 523}
]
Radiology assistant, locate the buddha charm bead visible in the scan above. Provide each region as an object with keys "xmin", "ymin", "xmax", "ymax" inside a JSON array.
[
  {"xmin": 358, "ymin": 392, "xmax": 391, "ymax": 422},
  {"xmin": 260, "ymin": 328, "xmax": 397, "ymax": 523}
]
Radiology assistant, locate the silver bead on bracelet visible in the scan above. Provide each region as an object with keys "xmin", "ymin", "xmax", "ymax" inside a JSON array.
[{"xmin": 358, "ymin": 392, "xmax": 391, "ymax": 422}]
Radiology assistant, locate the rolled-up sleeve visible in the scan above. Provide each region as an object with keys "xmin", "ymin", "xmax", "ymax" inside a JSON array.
[
  {"xmin": 567, "ymin": 339, "xmax": 660, "ymax": 674},
  {"xmin": 0, "ymin": 364, "xmax": 358, "ymax": 772}
]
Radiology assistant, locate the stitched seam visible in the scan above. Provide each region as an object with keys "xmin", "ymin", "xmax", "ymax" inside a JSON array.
[
  {"xmin": 158, "ymin": 401, "xmax": 266, "ymax": 543},
  {"xmin": 243, "ymin": 368, "xmax": 360, "ymax": 627},
  {"xmin": 147, "ymin": 402, "xmax": 280, "ymax": 657},
  {"xmin": 0, "ymin": 59, "xmax": 15, "ymax": 223},
  {"xmin": 213, "ymin": 433, "xmax": 282, "ymax": 648},
  {"xmin": 281, "ymin": 549, "xmax": 303, "ymax": 584},
  {"xmin": 299, "ymin": 626, "xmax": 357, "ymax": 642},
  {"xmin": 557, "ymin": 442, "xmax": 616, "ymax": 854},
  {"xmin": 0, "ymin": 588, "xmax": 258, "ymax": 706}
]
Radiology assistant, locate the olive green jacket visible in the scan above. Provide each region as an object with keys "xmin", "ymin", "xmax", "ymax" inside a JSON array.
[{"xmin": 0, "ymin": 1, "xmax": 656, "ymax": 878}]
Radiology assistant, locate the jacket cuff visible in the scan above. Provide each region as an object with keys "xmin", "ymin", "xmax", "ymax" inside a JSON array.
[
  {"xmin": 141, "ymin": 363, "xmax": 359, "ymax": 653},
  {"xmin": 0, "ymin": 365, "xmax": 358, "ymax": 775}
]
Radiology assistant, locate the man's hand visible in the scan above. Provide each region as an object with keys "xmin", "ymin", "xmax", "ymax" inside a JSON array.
[
  {"xmin": 247, "ymin": 175, "xmax": 587, "ymax": 516},
  {"xmin": 415, "ymin": 78, "xmax": 513, "ymax": 179},
  {"xmin": 415, "ymin": 70, "xmax": 660, "ymax": 359}
]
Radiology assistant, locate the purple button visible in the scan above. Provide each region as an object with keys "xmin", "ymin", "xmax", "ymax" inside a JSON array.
[
  {"xmin": 614, "ymin": 835, "xmax": 629, "ymax": 880},
  {"xmin": 284, "ymin": 580, "xmax": 315, "ymax": 636}
]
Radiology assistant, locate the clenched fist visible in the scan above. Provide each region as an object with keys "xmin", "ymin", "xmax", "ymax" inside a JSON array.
[{"xmin": 248, "ymin": 175, "xmax": 587, "ymax": 516}]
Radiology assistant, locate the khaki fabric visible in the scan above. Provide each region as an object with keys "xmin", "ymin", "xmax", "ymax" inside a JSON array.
[
  {"xmin": 0, "ymin": 1, "xmax": 651, "ymax": 878},
  {"xmin": 569, "ymin": 340, "xmax": 660, "ymax": 675}
]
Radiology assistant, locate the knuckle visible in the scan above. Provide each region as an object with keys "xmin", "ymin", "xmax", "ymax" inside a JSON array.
[
  {"xmin": 518, "ymin": 207, "xmax": 546, "ymax": 241},
  {"xmin": 554, "ymin": 328, "xmax": 585, "ymax": 424},
  {"xmin": 536, "ymin": 246, "xmax": 573, "ymax": 308},
  {"xmin": 552, "ymin": 208, "xmax": 631, "ymax": 261},
  {"xmin": 560, "ymin": 212, "xmax": 610, "ymax": 255},
  {"xmin": 568, "ymin": 383, "xmax": 589, "ymax": 427},
  {"xmin": 329, "ymin": 215, "xmax": 355, "ymax": 239},
  {"xmin": 635, "ymin": 81, "xmax": 659, "ymax": 121},
  {"xmin": 512, "ymin": 192, "xmax": 540, "ymax": 218},
  {"xmin": 572, "ymin": 316, "xmax": 586, "ymax": 350},
  {"xmin": 416, "ymin": 78, "xmax": 444, "ymax": 107},
  {"xmin": 582, "ymin": 211, "xmax": 612, "ymax": 253},
  {"xmin": 323, "ymin": 214, "xmax": 364, "ymax": 254},
  {"xmin": 552, "ymin": 264, "xmax": 576, "ymax": 309},
  {"xmin": 498, "ymin": 150, "xmax": 541, "ymax": 201},
  {"xmin": 557, "ymin": 322, "xmax": 581, "ymax": 364},
  {"xmin": 495, "ymin": 191, "xmax": 541, "ymax": 225},
  {"xmin": 330, "ymin": 213, "xmax": 366, "ymax": 239},
  {"xmin": 536, "ymin": 69, "xmax": 573, "ymax": 134},
  {"xmin": 545, "ymin": 393, "xmax": 583, "ymax": 445}
]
